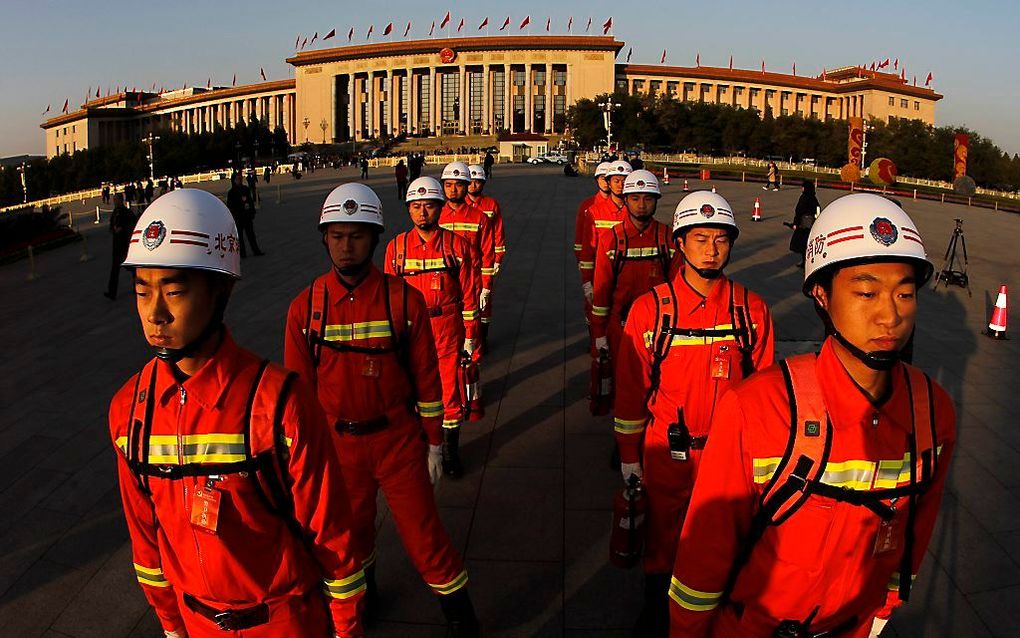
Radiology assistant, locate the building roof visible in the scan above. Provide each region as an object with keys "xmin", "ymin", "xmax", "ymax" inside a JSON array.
[{"xmin": 287, "ymin": 35, "xmax": 626, "ymax": 66}]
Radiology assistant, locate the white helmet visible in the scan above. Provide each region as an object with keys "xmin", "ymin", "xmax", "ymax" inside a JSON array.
[
  {"xmin": 604, "ymin": 160, "xmax": 633, "ymax": 178},
  {"xmin": 622, "ymin": 169, "xmax": 661, "ymax": 197},
  {"xmin": 672, "ymin": 191, "xmax": 739, "ymax": 240},
  {"xmin": 441, "ymin": 161, "xmax": 472, "ymax": 183},
  {"xmin": 405, "ymin": 176, "xmax": 445, "ymax": 204},
  {"xmin": 803, "ymin": 193, "xmax": 932, "ymax": 296},
  {"xmin": 123, "ymin": 188, "xmax": 241, "ymax": 279},
  {"xmin": 468, "ymin": 164, "xmax": 486, "ymax": 181},
  {"xmin": 319, "ymin": 182, "xmax": 384, "ymax": 230},
  {"xmin": 594, "ymin": 162, "xmax": 613, "ymax": 178}
]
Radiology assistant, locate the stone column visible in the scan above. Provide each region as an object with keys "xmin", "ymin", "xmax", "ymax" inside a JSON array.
[
  {"xmin": 545, "ymin": 63, "xmax": 553, "ymax": 133},
  {"xmin": 524, "ymin": 64, "xmax": 533, "ymax": 132},
  {"xmin": 430, "ymin": 67, "xmax": 438, "ymax": 135},
  {"xmin": 504, "ymin": 64, "xmax": 511, "ymax": 132},
  {"xmin": 481, "ymin": 64, "xmax": 490, "ymax": 134},
  {"xmin": 458, "ymin": 65, "xmax": 466, "ymax": 134},
  {"xmin": 408, "ymin": 68, "xmax": 417, "ymax": 134},
  {"xmin": 367, "ymin": 72, "xmax": 376, "ymax": 138},
  {"xmin": 565, "ymin": 65, "xmax": 573, "ymax": 121},
  {"xmin": 352, "ymin": 76, "xmax": 361, "ymax": 140}
]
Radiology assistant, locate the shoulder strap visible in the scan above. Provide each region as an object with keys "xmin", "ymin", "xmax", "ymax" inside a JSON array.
[
  {"xmin": 394, "ymin": 233, "xmax": 407, "ymax": 276},
  {"xmin": 611, "ymin": 225, "xmax": 627, "ymax": 281},
  {"xmin": 646, "ymin": 280, "xmax": 680, "ymax": 404},
  {"xmin": 729, "ymin": 281, "xmax": 756, "ymax": 377},
  {"xmin": 657, "ymin": 224, "xmax": 672, "ymax": 280},
  {"xmin": 126, "ymin": 361, "xmax": 159, "ymax": 495},
  {"xmin": 305, "ymin": 275, "xmax": 328, "ymax": 366}
]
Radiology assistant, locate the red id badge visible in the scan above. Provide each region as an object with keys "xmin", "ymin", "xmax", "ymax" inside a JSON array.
[
  {"xmin": 873, "ymin": 504, "xmax": 905, "ymax": 556},
  {"xmin": 190, "ymin": 486, "xmax": 222, "ymax": 534},
  {"xmin": 430, "ymin": 274, "xmax": 443, "ymax": 291},
  {"xmin": 362, "ymin": 357, "xmax": 380, "ymax": 378},
  {"xmin": 711, "ymin": 355, "xmax": 731, "ymax": 379}
]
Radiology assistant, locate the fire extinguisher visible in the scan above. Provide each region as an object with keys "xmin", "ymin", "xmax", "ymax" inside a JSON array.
[
  {"xmin": 460, "ymin": 352, "xmax": 484, "ymax": 421},
  {"xmin": 590, "ymin": 348, "xmax": 613, "ymax": 416},
  {"xmin": 610, "ymin": 473, "xmax": 646, "ymax": 569}
]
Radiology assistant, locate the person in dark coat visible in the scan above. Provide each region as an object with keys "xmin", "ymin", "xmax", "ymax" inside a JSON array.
[
  {"xmin": 360, "ymin": 156, "xmax": 369, "ymax": 179},
  {"xmin": 395, "ymin": 160, "xmax": 409, "ymax": 199},
  {"xmin": 227, "ymin": 173, "xmax": 264, "ymax": 258},
  {"xmin": 144, "ymin": 179, "xmax": 154, "ymax": 204},
  {"xmin": 104, "ymin": 193, "xmax": 136, "ymax": 300},
  {"xmin": 483, "ymin": 151, "xmax": 495, "ymax": 178},
  {"xmin": 786, "ymin": 179, "xmax": 819, "ymax": 268}
]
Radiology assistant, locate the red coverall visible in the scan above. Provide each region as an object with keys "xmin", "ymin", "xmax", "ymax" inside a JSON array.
[
  {"xmin": 591, "ymin": 216, "xmax": 677, "ymax": 360},
  {"xmin": 466, "ymin": 193, "xmax": 506, "ymax": 327},
  {"xmin": 385, "ymin": 228, "xmax": 480, "ymax": 431},
  {"xmin": 284, "ymin": 267, "xmax": 469, "ymax": 599},
  {"xmin": 440, "ymin": 201, "xmax": 495, "ymax": 295},
  {"xmin": 573, "ymin": 191, "xmax": 605, "ymax": 263},
  {"xmin": 614, "ymin": 275, "xmax": 775, "ymax": 574},
  {"xmin": 669, "ymin": 340, "xmax": 956, "ymax": 638},
  {"xmin": 577, "ymin": 195, "xmax": 626, "ymax": 286},
  {"xmin": 110, "ymin": 331, "xmax": 365, "ymax": 638}
]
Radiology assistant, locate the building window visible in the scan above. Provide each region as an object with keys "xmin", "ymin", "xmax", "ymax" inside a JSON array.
[
  {"xmin": 888, "ymin": 96, "xmax": 895, "ymax": 106},
  {"xmin": 683, "ymin": 82, "xmax": 695, "ymax": 101},
  {"xmin": 417, "ymin": 75, "xmax": 431, "ymax": 132},
  {"xmin": 735, "ymin": 86, "xmax": 744, "ymax": 97},
  {"xmin": 616, "ymin": 78, "xmax": 629, "ymax": 94},
  {"xmin": 534, "ymin": 94, "xmax": 546, "ymax": 131},
  {"xmin": 666, "ymin": 81, "xmax": 678, "ymax": 97},
  {"xmin": 55, "ymin": 129, "xmax": 60, "ymax": 138},
  {"xmin": 632, "ymin": 79, "xmax": 645, "ymax": 93},
  {"xmin": 514, "ymin": 70, "xmax": 525, "ymax": 87},
  {"xmin": 534, "ymin": 69, "xmax": 546, "ymax": 87},
  {"xmin": 554, "ymin": 94, "xmax": 566, "ymax": 132},
  {"xmin": 72, "ymin": 125, "xmax": 76, "ymax": 133},
  {"xmin": 901, "ymin": 98, "xmax": 909, "ymax": 108},
  {"xmin": 441, "ymin": 72, "xmax": 461, "ymax": 134},
  {"xmin": 554, "ymin": 69, "xmax": 566, "ymax": 86},
  {"xmin": 649, "ymin": 80, "xmax": 661, "ymax": 96},
  {"xmin": 914, "ymin": 101, "xmax": 920, "ymax": 110},
  {"xmin": 492, "ymin": 69, "xmax": 506, "ymax": 131},
  {"xmin": 469, "ymin": 71, "xmax": 484, "ymax": 134}
]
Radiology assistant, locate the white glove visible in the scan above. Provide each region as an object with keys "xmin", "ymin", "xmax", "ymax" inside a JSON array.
[
  {"xmin": 869, "ymin": 617, "xmax": 888, "ymax": 638},
  {"xmin": 621, "ymin": 462, "xmax": 643, "ymax": 485},
  {"xmin": 582, "ymin": 281, "xmax": 594, "ymax": 304},
  {"xmin": 462, "ymin": 338, "xmax": 475, "ymax": 355},
  {"xmin": 427, "ymin": 445, "xmax": 443, "ymax": 485},
  {"xmin": 164, "ymin": 631, "xmax": 187, "ymax": 638},
  {"xmin": 594, "ymin": 336, "xmax": 609, "ymax": 354},
  {"xmin": 479, "ymin": 288, "xmax": 492, "ymax": 312},
  {"xmin": 493, "ymin": 262, "xmax": 501, "ymax": 276}
]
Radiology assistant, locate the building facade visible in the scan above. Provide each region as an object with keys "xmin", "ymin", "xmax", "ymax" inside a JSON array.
[{"xmin": 40, "ymin": 35, "xmax": 941, "ymax": 159}]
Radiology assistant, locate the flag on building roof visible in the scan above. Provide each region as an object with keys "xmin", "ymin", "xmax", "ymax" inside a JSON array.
[
  {"xmin": 520, "ymin": 15, "xmax": 530, "ymax": 29},
  {"xmin": 295, "ymin": 35, "xmax": 300, "ymax": 49},
  {"xmin": 500, "ymin": 16, "xmax": 510, "ymax": 30},
  {"xmin": 260, "ymin": 67, "xmax": 267, "ymax": 81},
  {"xmin": 729, "ymin": 54, "xmax": 733, "ymax": 70},
  {"xmin": 429, "ymin": 20, "xmax": 435, "ymax": 36},
  {"xmin": 310, "ymin": 31, "xmax": 318, "ymax": 45},
  {"xmin": 602, "ymin": 17, "xmax": 612, "ymax": 34},
  {"xmin": 232, "ymin": 73, "xmax": 236, "ymax": 86},
  {"xmin": 42, "ymin": 104, "xmax": 51, "ymax": 115},
  {"xmin": 586, "ymin": 16, "xmax": 592, "ymax": 32},
  {"xmin": 440, "ymin": 11, "xmax": 451, "ymax": 29},
  {"xmin": 894, "ymin": 57, "xmax": 899, "ymax": 70},
  {"xmin": 925, "ymin": 71, "xmax": 933, "ymax": 86},
  {"xmin": 545, "ymin": 17, "xmax": 550, "ymax": 32},
  {"xmin": 62, "ymin": 99, "xmax": 69, "ymax": 113},
  {"xmin": 626, "ymin": 47, "xmax": 632, "ymax": 63},
  {"xmin": 324, "ymin": 28, "xmax": 335, "ymax": 40},
  {"xmin": 348, "ymin": 27, "xmax": 354, "ymax": 41},
  {"xmin": 367, "ymin": 24, "xmax": 373, "ymax": 39},
  {"xmin": 457, "ymin": 18, "xmax": 464, "ymax": 32},
  {"xmin": 661, "ymin": 49, "xmax": 667, "ymax": 64},
  {"xmin": 568, "ymin": 16, "xmax": 573, "ymax": 32},
  {"xmin": 384, "ymin": 22, "xmax": 393, "ymax": 36},
  {"xmin": 696, "ymin": 52, "xmax": 700, "ymax": 67},
  {"xmin": 478, "ymin": 17, "xmax": 488, "ymax": 30},
  {"xmin": 404, "ymin": 21, "xmax": 411, "ymax": 37}
]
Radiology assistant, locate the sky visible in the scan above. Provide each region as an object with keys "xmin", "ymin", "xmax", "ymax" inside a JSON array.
[{"xmin": 2, "ymin": 0, "xmax": 1017, "ymax": 157}]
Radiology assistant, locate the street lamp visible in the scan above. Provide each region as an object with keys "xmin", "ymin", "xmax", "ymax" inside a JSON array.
[
  {"xmin": 320, "ymin": 118, "xmax": 328, "ymax": 144},
  {"xmin": 16, "ymin": 162, "xmax": 28, "ymax": 204},
  {"xmin": 302, "ymin": 117, "xmax": 310, "ymax": 142},
  {"xmin": 598, "ymin": 99, "xmax": 621, "ymax": 152},
  {"xmin": 142, "ymin": 133, "xmax": 160, "ymax": 181}
]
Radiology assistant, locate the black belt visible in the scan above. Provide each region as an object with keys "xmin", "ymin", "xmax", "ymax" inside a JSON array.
[
  {"xmin": 183, "ymin": 593, "xmax": 269, "ymax": 631},
  {"xmin": 335, "ymin": 415, "xmax": 389, "ymax": 435},
  {"xmin": 690, "ymin": 435, "xmax": 709, "ymax": 450},
  {"xmin": 429, "ymin": 305, "xmax": 457, "ymax": 317}
]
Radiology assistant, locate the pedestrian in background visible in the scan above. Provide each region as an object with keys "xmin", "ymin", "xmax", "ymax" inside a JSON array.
[
  {"xmin": 227, "ymin": 173, "xmax": 264, "ymax": 258},
  {"xmin": 360, "ymin": 156, "xmax": 370, "ymax": 179},
  {"xmin": 103, "ymin": 193, "xmax": 135, "ymax": 300},
  {"xmin": 763, "ymin": 161, "xmax": 780, "ymax": 191},
  {"xmin": 395, "ymin": 160, "xmax": 409, "ymax": 199},
  {"xmin": 786, "ymin": 179, "xmax": 819, "ymax": 268}
]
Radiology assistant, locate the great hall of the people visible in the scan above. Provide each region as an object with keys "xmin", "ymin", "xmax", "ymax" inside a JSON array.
[{"xmin": 41, "ymin": 35, "xmax": 942, "ymax": 159}]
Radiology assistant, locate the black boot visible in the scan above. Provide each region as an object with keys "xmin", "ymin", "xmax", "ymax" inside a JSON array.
[
  {"xmin": 479, "ymin": 323, "xmax": 490, "ymax": 355},
  {"xmin": 438, "ymin": 589, "xmax": 480, "ymax": 638},
  {"xmin": 363, "ymin": 564, "xmax": 379, "ymax": 623},
  {"xmin": 609, "ymin": 442, "xmax": 621, "ymax": 471},
  {"xmin": 632, "ymin": 573, "xmax": 670, "ymax": 638},
  {"xmin": 442, "ymin": 427, "xmax": 464, "ymax": 478}
]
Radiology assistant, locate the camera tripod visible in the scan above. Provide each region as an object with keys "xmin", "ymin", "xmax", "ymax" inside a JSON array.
[{"xmin": 933, "ymin": 218, "xmax": 970, "ymax": 296}]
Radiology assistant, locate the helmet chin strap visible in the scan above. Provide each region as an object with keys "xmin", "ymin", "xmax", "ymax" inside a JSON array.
[
  {"xmin": 814, "ymin": 300, "xmax": 900, "ymax": 371},
  {"xmin": 681, "ymin": 252, "xmax": 728, "ymax": 280},
  {"xmin": 153, "ymin": 295, "xmax": 228, "ymax": 363}
]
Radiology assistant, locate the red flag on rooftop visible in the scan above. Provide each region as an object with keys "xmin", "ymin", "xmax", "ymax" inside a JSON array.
[
  {"xmin": 301, "ymin": 37, "xmax": 308, "ymax": 48},
  {"xmin": 602, "ymin": 17, "xmax": 612, "ymax": 34},
  {"xmin": 792, "ymin": 62, "xmax": 797, "ymax": 76},
  {"xmin": 295, "ymin": 35, "xmax": 300, "ymax": 49},
  {"xmin": 96, "ymin": 86, "xmax": 100, "ymax": 98},
  {"xmin": 520, "ymin": 15, "xmax": 531, "ymax": 29},
  {"xmin": 42, "ymin": 104, "xmax": 50, "ymax": 115},
  {"xmin": 729, "ymin": 54, "xmax": 733, "ymax": 70},
  {"xmin": 499, "ymin": 16, "xmax": 510, "ymax": 31},
  {"xmin": 260, "ymin": 67, "xmax": 267, "ymax": 81},
  {"xmin": 440, "ymin": 12, "xmax": 451, "ymax": 29},
  {"xmin": 901, "ymin": 68, "xmax": 906, "ymax": 81},
  {"xmin": 207, "ymin": 78, "xmax": 211, "ymax": 89},
  {"xmin": 913, "ymin": 75, "xmax": 917, "ymax": 86},
  {"xmin": 457, "ymin": 18, "xmax": 464, "ymax": 32},
  {"xmin": 324, "ymin": 28, "xmax": 336, "ymax": 40},
  {"xmin": 586, "ymin": 16, "xmax": 592, "ymax": 33},
  {"xmin": 310, "ymin": 31, "xmax": 318, "ymax": 44},
  {"xmin": 348, "ymin": 27, "xmax": 354, "ymax": 41},
  {"xmin": 384, "ymin": 22, "xmax": 393, "ymax": 36},
  {"xmin": 661, "ymin": 49, "xmax": 666, "ymax": 64},
  {"xmin": 761, "ymin": 59, "xmax": 766, "ymax": 74},
  {"xmin": 626, "ymin": 47, "xmax": 632, "ymax": 63},
  {"xmin": 367, "ymin": 24, "xmax": 374, "ymax": 39},
  {"xmin": 822, "ymin": 68, "xmax": 827, "ymax": 81},
  {"xmin": 870, "ymin": 61, "xmax": 876, "ymax": 71},
  {"xmin": 404, "ymin": 21, "xmax": 411, "ymax": 37},
  {"xmin": 62, "ymin": 99, "xmax": 69, "ymax": 113},
  {"xmin": 696, "ymin": 52, "xmax": 700, "ymax": 67},
  {"xmin": 879, "ymin": 58, "xmax": 890, "ymax": 69},
  {"xmin": 429, "ymin": 20, "xmax": 435, "ymax": 36},
  {"xmin": 568, "ymin": 17, "xmax": 573, "ymax": 32},
  {"xmin": 478, "ymin": 17, "xmax": 488, "ymax": 30},
  {"xmin": 894, "ymin": 58, "xmax": 899, "ymax": 70},
  {"xmin": 925, "ymin": 71, "xmax": 933, "ymax": 86},
  {"xmin": 232, "ymin": 73, "xmax": 236, "ymax": 86},
  {"xmin": 546, "ymin": 17, "xmax": 550, "ymax": 32}
]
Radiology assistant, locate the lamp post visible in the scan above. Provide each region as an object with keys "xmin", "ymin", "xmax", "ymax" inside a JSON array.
[
  {"xmin": 17, "ymin": 162, "xmax": 28, "ymax": 204},
  {"xmin": 142, "ymin": 132, "xmax": 160, "ymax": 181},
  {"xmin": 598, "ymin": 99, "xmax": 621, "ymax": 152},
  {"xmin": 320, "ymin": 118, "xmax": 328, "ymax": 144},
  {"xmin": 302, "ymin": 116, "xmax": 310, "ymax": 142}
]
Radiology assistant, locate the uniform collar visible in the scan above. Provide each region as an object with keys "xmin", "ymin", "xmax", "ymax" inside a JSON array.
[
  {"xmin": 408, "ymin": 228, "xmax": 442, "ymax": 249},
  {"xmin": 325, "ymin": 265, "xmax": 382, "ymax": 305},
  {"xmin": 153, "ymin": 328, "xmax": 241, "ymax": 410},
  {"xmin": 671, "ymin": 271, "xmax": 732, "ymax": 315},
  {"xmin": 816, "ymin": 338, "xmax": 911, "ymax": 434}
]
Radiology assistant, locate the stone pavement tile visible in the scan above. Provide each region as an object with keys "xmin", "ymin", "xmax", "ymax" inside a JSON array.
[
  {"xmin": 371, "ymin": 508, "xmax": 473, "ymax": 626},
  {"xmin": 466, "ymin": 467, "xmax": 563, "ymax": 562},
  {"xmin": 563, "ymin": 509, "xmax": 643, "ymax": 630},
  {"xmin": 565, "ymin": 631, "xmax": 632, "ymax": 638},
  {"xmin": 565, "ymin": 398, "xmax": 608, "ymax": 437},
  {"xmin": 565, "ymin": 434, "xmax": 623, "ymax": 512},
  {"xmin": 42, "ymin": 489, "xmax": 127, "ymax": 572},
  {"xmin": 126, "ymin": 611, "xmax": 163, "ymax": 638},
  {"xmin": 488, "ymin": 403, "xmax": 564, "ymax": 469},
  {"xmin": 947, "ymin": 455, "xmax": 1020, "ymax": 533},
  {"xmin": 0, "ymin": 559, "xmax": 91, "ymax": 638},
  {"xmin": 927, "ymin": 493, "xmax": 1020, "ymax": 594},
  {"xmin": 50, "ymin": 544, "xmax": 150, "ymax": 638},
  {"xmin": 0, "ymin": 435, "xmax": 62, "ymax": 491},
  {"xmin": 0, "ymin": 506, "xmax": 77, "ymax": 597},
  {"xmin": 953, "ymin": 425, "xmax": 1020, "ymax": 488},
  {"xmin": 968, "ymin": 585, "xmax": 1020, "ymax": 638},
  {"xmin": 466, "ymin": 559, "xmax": 563, "ymax": 638},
  {"xmin": 38, "ymin": 457, "xmax": 116, "ymax": 518},
  {"xmin": 433, "ymin": 458, "xmax": 485, "ymax": 510},
  {"xmin": 0, "ymin": 467, "xmax": 70, "ymax": 523},
  {"xmin": 887, "ymin": 559, "xmax": 990, "ymax": 638}
]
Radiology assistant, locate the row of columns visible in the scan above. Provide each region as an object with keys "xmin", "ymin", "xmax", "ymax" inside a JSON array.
[
  {"xmin": 166, "ymin": 93, "xmax": 296, "ymax": 142},
  {"xmin": 339, "ymin": 63, "xmax": 571, "ymax": 142}
]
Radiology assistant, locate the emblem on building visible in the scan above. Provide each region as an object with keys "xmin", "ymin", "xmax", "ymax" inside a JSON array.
[
  {"xmin": 439, "ymin": 47, "xmax": 457, "ymax": 64},
  {"xmin": 143, "ymin": 220, "xmax": 167, "ymax": 250},
  {"xmin": 869, "ymin": 217, "xmax": 898, "ymax": 246}
]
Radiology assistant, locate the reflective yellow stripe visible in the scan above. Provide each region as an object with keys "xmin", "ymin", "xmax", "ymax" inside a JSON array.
[
  {"xmin": 641, "ymin": 323, "xmax": 758, "ymax": 349},
  {"xmin": 284, "ymin": 436, "xmax": 293, "ymax": 448},
  {"xmin": 752, "ymin": 457, "xmax": 783, "ymax": 484},
  {"xmin": 592, "ymin": 306, "xmax": 610, "ymax": 317},
  {"xmin": 441, "ymin": 222, "xmax": 480, "ymax": 233},
  {"xmin": 134, "ymin": 563, "xmax": 170, "ymax": 588},
  {"xmin": 180, "ymin": 433, "xmax": 247, "ymax": 464},
  {"xmin": 668, "ymin": 576, "xmax": 721, "ymax": 612},
  {"xmin": 820, "ymin": 459, "xmax": 877, "ymax": 490},
  {"xmin": 480, "ymin": 267, "xmax": 496, "ymax": 276},
  {"xmin": 418, "ymin": 401, "xmax": 444, "ymax": 418},
  {"xmin": 480, "ymin": 209, "xmax": 496, "ymax": 217},
  {"xmin": 624, "ymin": 247, "xmax": 664, "ymax": 258},
  {"xmin": 324, "ymin": 571, "xmax": 367, "ymax": 599},
  {"xmin": 753, "ymin": 449, "xmax": 942, "ymax": 488},
  {"xmin": 462, "ymin": 310, "xmax": 479, "ymax": 321},
  {"xmin": 430, "ymin": 570, "xmax": 469, "ymax": 595},
  {"xmin": 494, "ymin": 246, "xmax": 506, "ymax": 253},
  {"xmin": 115, "ymin": 436, "xmax": 128, "ymax": 453},
  {"xmin": 579, "ymin": 261, "xmax": 594, "ymax": 270},
  {"xmin": 614, "ymin": 417, "xmax": 647, "ymax": 434},
  {"xmin": 573, "ymin": 243, "xmax": 583, "ymax": 251},
  {"xmin": 401, "ymin": 258, "xmax": 450, "ymax": 270},
  {"xmin": 323, "ymin": 321, "xmax": 392, "ymax": 342},
  {"xmin": 442, "ymin": 419, "xmax": 462, "ymax": 429},
  {"xmin": 593, "ymin": 220, "xmax": 619, "ymax": 229}
]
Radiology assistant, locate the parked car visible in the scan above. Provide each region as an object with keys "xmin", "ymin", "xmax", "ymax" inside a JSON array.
[{"xmin": 527, "ymin": 152, "xmax": 569, "ymax": 164}]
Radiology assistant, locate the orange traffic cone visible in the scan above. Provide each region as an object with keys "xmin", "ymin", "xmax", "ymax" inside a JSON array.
[
  {"xmin": 662, "ymin": 167, "xmax": 670, "ymax": 185},
  {"xmin": 752, "ymin": 197, "xmax": 762, "ymax": 221},
  {"xmin": 986, "ymin": 285, "xmax": 1009, "ymax": 339},
  {"xmin": 683, "ymin": 179, "xmax": 689, "ymax": 192}
]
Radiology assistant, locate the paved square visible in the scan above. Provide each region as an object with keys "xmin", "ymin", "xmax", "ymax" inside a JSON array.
[{"xmin": 0, "ymin": 164, "xmax": 1017, "ymax": 637}]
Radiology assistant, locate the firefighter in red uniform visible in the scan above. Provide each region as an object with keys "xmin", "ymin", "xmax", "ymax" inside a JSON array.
[
  {"xmin": 111, "ymin": 189, "xmax": 366, "ymax": 638},
  {"xmin": 614, "ymin": 190, "xmax": 775, "ymax": 636},
  {"xmin": 439, "ymin": 161, "xmax": 495, "ymax": 343},
  {"xmin": 467, "ymin": 164, "xmax": 506, "ymax": 350},
  {"xmin": 669, "ymin": 194, "xmax": 956, "ymax": 638},
  {"xmin": 579, "ymin": 160, "xmax": 632, "ymax": 308},
  {"xmin": 284, "ymin": 183, "xmax": 479, "ymax": 637},
  {"xmin": 591, "ymin": 169, "xmax": 676, "ymax": 366},
  {"xmin": 574, "ymin": 161, "xmax": 613, "ymax": 266},
  {"xmin": 385, "ymin": 176, "xmax": 480, "ymax": 478}
]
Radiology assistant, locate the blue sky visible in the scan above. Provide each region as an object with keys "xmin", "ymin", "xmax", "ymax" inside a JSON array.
[{"xmin": 2, "ymin": 0, "xmax": 1017, "ymax": 157}]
